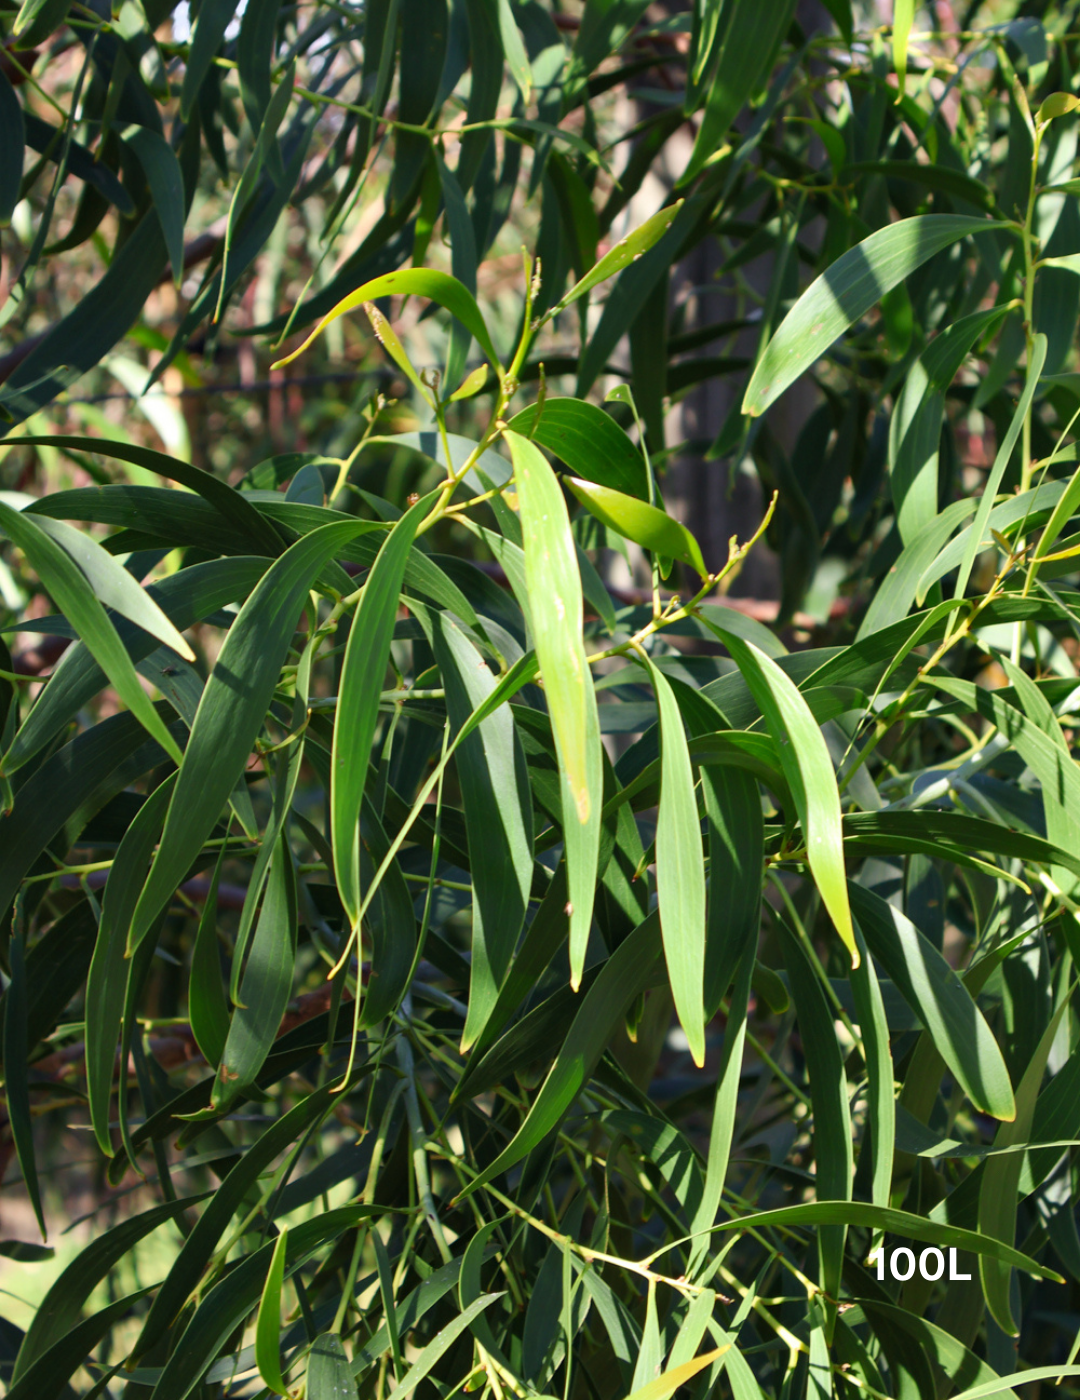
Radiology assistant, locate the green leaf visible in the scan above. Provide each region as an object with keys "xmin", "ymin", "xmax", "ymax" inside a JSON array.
[
  {"xmin": 688, "ymin": 951, "xmax": 753, "ymax": 1278},
  {"xmin": 188, "ymin": 847, "xmax": 231, "ymax": 1067},
  {"xmin": 506, "ymin": 430, "xmax": 602, "ymax": 987},
  {"xmin": 0, "ymin": 212, "xmax": 167, "ymax": 428},
  {"xmin": 680, "ymin": 0, "xmax": 795, "ymax": 185},
  {"xmin": 547, "ymin": 202, "xmax": 684, "ymax": 320},
  {"xmin": 384, "ymin": 1294, "xmax": 505, "ymax": 1397},
  {"xmin": 12, "ymin": 1195, "xmax": 198, "ymax": 1380},
  {"xmin": 565, "ymin": 476, "xmax": 708, "ymax": 577},
  {"xmin": 698, "ymin": 619, "xmax": 857, "ymax": 963},
  {"xmin": 11, "ymin": 0, "xmax": 71, "ymax": 47},
  {"xmin": 890, "ymin": 306, "xmax": 1010, "ymax": 544},
  {"xmin": 843, "ymin": 806, "xmax": 1080, "ymax": 883},
  {"xmin": 132, "ymin": 1082, "xmax": 351, "ymax": 1360},
  {"xmin": 273, "ymin": 269, "xmax": 503, "ymax": 375},
  {"xmin": 847, "ymin": 159, "xmax": 997, "ymax": 209},
  {"xmin": 5, "ymin": 1288, "xmax": 154, "ymax": 1400},
  {"xmin": 181, "ymin": 0, "xmax": 241, "ymax": 117},
  {"xmin": 332, "ymin": 492, "xmax": 432, "ymax": 930},
  {"xmin": 19, "ymin": 435, "xmax": 284, "ymax": 556},
  {"xmin": 639, "ymin": 655, "xmax": 707, "ymax": 1065},
  {"xmin": 0, "ymin": 71, "xmax": 25, "ymax": 227},
  {"xmin": 307, "ymin": 1334, "xmax": 357, "ymax": 1399},
  {"xmin": 954, "ymin": 333, "xmax": 1046, "ymax": 601},
  {"xmin": 708, "ymin": 1201, "xmax": 1061, "ymax": 1279},
  {"xmin": 4, "ymin": 923, "xmax": 44, "ymax": 1238},
  {"xmin": 777, "ymin": 915, "xmax": 851, "ymax": 1330},
  {"xmin": 1036, "ymin": 91, "xmax": 1080, "ymax": 122},
  {"xmin": 496, "ymin": 0, "xmax": 531, "ymax": 98},
  {"xmin": 0, "ymin": 502, "xmax": 184, "ymax": 769},
  {"xmin": 150, "ymin": 1206, "xmax": 375, "ymax": 1399},
  {"xmin": 507, "ymin": 398, "xmax": 649, "ymax": 498},
  {"xmin": 86, "ymin": 774, "xmax": 176, "ymax": 1157},
  {"xmin": 686, "ymin": 0, "xmax": 730, "ymax": 110},
  {"xmin": 212, "ymin": 833, "xmax": 297, "ymax": 1110},
  {"xmin": 6, "ymin": 556, "xmax": 268, "ymax": 775},
  {"xmin": 121, "ymin": 125, "xmax": 187, "ymax": 285},
  {"xmin": 25, "ymin": 513, "xmax": 194, "ymax": 659},
  {"xmin": 626, "ymin": 1349, "xmax": 728, "ymax": 1400},
  {"xmin": 450, "ymin": 363, "xmax": 490, "ymax": 401},
  {"xmin": 979, "ymin": 1000, "xmax": 1068, "ymax": 1333},
  {"xmin": 458, "ymin": 911, "xmax": 665, "ymax": 1199},
  {"xmin": 127, "ymin": 518, "xmax": 377, "ymax": 955},
  {"xmin": 237, "ymin": 0, "xmax": 280, "ymax": 132},
  {"xmin": 849, "ymin": 883, "xmax": 1016, "ymax": 1122},
  {"xmin": 255, "ymin": 1227, "xmax": 290, "ymax": 1395},
  {"xmin": 947, "ymin": 1370, "xmax": 1080, "ymax": 1400},
  {"xmin": 742, "ymin": 216, "xmax": 1006, "ymax": 418},
  {"xmin": 892, "ymin": 0, "xmax": 915, "ymax": 97},
  {"xmin": 425, "ymin": 607, "xmax": 533, "ymax": 1050},
  {"xmin": 849, "ymin": 923, "xmax": 894, "ymax": 1223}
]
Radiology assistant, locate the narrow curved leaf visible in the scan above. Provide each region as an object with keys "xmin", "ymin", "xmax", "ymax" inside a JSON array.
[
  {"xmin": 849, "ymin": 884, "xmax": 1015, "ymax": 1121},
  {"xmin": 332, "ymin": 492, "xmax": 432, "ymax": 929},
  {"xmin": 458, "ymin": 911, "xmax": 665, "ymax": 1199},
  {"xmin": 640, "ymin": 655, "xmax": 707, "ymax": 1065},
  {"xmin": 507, "ymin": 398, "xmax": 649, "ymax": 498},
  {"xmin": 307, "ymin": 1334, "xmax": 357, "ymax": 1398},
  {"xmin": 506, "ymin": 429, "xmax": 602, "ymax": 986},
  {"xmin": 0, "ymin": 71, "xmax": 25, "ymax": 227},
  {"xmin": 549, "ymin": 202, "xmax": 683, "ymax": 318},
  {"xmin": 86, "ymin": 775, "xmax": 176, "ymax": 1156},
  {"xmin": 953, "ymin": 333, "xmax": 1046, "ymax": 602},
  {"xmin": 680, "ymin": 0, "xmax": 795, "ymax": 185},
  {"xmin": 742, "ymin": 216, "xmax": 1006, "ymax": 418},
  {"xmin": 626, "ymin": 1349, "xmax": 728, "ymax": 1400},
  {"xmin": 128, "ymin": 518, "xmax": 376, "ymax": 956},
  {"xmin": 566, "ymin": 476, "xmax": 708, "ymax": 576},
  {"xmin": 122, "ymin": 125, "xmax": 187, "ymax": 285},
  {"xmin": 3, "ymin": 925, "xmax": 44, "ymax": 1238},
  {"xmin": 699, "ymin": 618, "xmax": 857, "ymax": 962},
  {"xmin": 272, "ymin": 269, "xmax": 503, "ymax": 374},
  {"xmin": 426, "ymin": 606, "xmax": 533, "ymax": 1051},
  {"xmin": 212, "ymin": 833, "xmax": 297, "ymax": 1111},
  {"xmin": 20, "ymin": 435, "xmax": 284, "ymax": 556},
  {"xmin": 0, "ymin": 502, "xmax": 184, "ymax": 768},
  {"xmin": 13, "ymin": 1196, "xmax": 197, "ymax": 1378},
  {"xmin": 255, "ymin": 1228, "xmax": 290, "ymax": 1394}
]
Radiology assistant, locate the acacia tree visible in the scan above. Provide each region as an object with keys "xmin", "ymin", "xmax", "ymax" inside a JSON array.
[{"xmin": 3, "ymin": 2, "xmax": 1080, "ymax": 1398}]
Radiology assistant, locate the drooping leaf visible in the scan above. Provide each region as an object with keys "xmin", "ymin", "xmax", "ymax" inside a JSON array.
[
  {"xmin": 638, "ymin": 654, "xmax": 707, "ymax": 1065},
  {"xmin": 272, "ymin": 269, "xmax": 503, "ymax": 374},
  {"xmin": 892, "ymin": 0, "xmax": 915, "ymax": 98},
  {"xmin": 425, "ymin": 606, "xmax": 533, "ymax": 1050},
  {"xmin": 0, "ymin": 71, "xmax": 25, "ymax": 227},
  {"xmin": 680, "ymin": 0, "xmax": 796, "ymax": 185},
  {"xmin": 122, "ymin": 125, "xmax": 187, "ymax": 285},
  {"xmin": 506, "ymin": 429, "xmax": 602, "ymax": 987},
  {"xmin": 742, "ymin": 216, "xmax": 1006, "ymax": 418},
  {"xmin": 86, "ymin": 774, "xmax": 176, "ymax": 1156},
  {"xmin": 565, "ymin": 477, "xmax": 708, "ymax": 577},
  {"xmin": 307, "ymin": 1334, "xmax": 358, "ymax": 1399},
  {"xmin": 699, "ymin": 618, "xmax": 857, "ymax": 962},
  {"xmin": 0, "ymin": 502, "xmax": 185, "ymax": 769},
  {"xmin": 127, "ymin": 518, "xmax": 378, "ymax": 956},
  {"xmin": 212, "ymin": 833, "xmax": 297, "ymax": 1111},
  {"xmin": 458, "ymin": 911, "xmax": 665, "ymax": 1199},
  {"xmin": 849, "ymin": 883, "xmax": 1015, "ymax": 1121},
  {"xmin": 255, "ymin": 1227, "xmax": 291, "ymax": 1394},
  {"xmin": 331, "ymin": 492, "xmax": 432, "ymax": 931},
  {"xmin": 507, "ymin": 398, "xmax": 649, "ymax": 498}
]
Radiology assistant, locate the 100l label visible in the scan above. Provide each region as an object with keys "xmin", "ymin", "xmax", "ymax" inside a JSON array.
[{"xmin": 869, "ymin": 1247, "xmax": 971, "ymax": 1282}]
